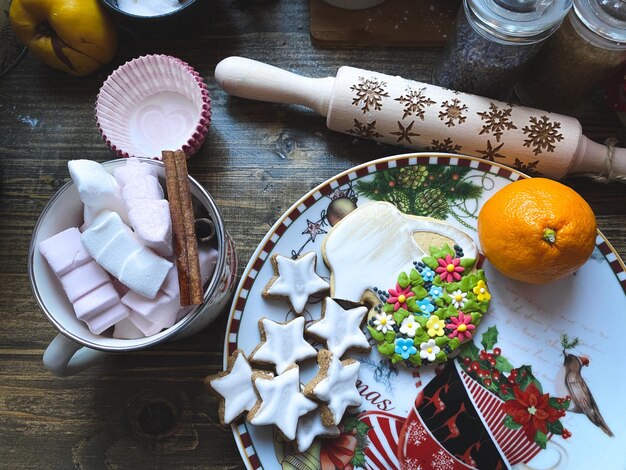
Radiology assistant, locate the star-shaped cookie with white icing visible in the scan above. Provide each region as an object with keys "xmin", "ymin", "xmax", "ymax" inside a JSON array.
[
  {"xmin": 306, "ymin": 297, "xmax": 370, "ymax": 358},
  {"xmin": 249, "ymin": 316, "xmax": 318, "ymax": 374},
  {"xmin": 248, "ymin": 365, "xmax": 318, "ymax": 440},
  {"xmin": 205, "ymin": 349, "xmax": 270, "ymax": 424},
  {"xmin": 263, "ymin": 252, "xmax": 329, "ymax": 314},
  {"xmin": 304, "ymin": 350, "xmax": 362, "ymax": 426},
  {"xmin": 296, "ymin": 407, "xmax": 340, "ymax": 453}
]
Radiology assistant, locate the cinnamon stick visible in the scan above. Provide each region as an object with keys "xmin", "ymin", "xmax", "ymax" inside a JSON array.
[{"xmin": 162, "ymin": 150, "xmax": 203, "ymax": 305}]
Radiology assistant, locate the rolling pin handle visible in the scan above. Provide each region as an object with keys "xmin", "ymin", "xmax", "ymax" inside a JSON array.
[
  {"xmin": 573, "ymin": 135, "xmax": 626, "ymax": 180},
  {"xmin": 215, "ymin": 57, "xmax": 335, "ymax": 117}
]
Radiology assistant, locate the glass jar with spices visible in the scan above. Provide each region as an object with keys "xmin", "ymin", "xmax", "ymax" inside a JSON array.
[
  {"xmin": 515, "ymin": 0, "xmax": 626, "ymax": 113},
  {"xmin": 433, "ymin": 0, "xmax": 572, "ymax": 101}
]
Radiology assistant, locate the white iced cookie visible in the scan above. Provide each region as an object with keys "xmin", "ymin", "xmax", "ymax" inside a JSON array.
[
  {"xmin": 305, "ymin": 297, "xmax": 370, "ymax": 358},
  {"xmin": 296, "ymin": 408, "xmax": 340, "ymax": 453},
  {"xmin": 304, "ymin": 350, "xmax": 362, "ymax": 426},
  {"xmin": 206, "ymin": 350, "xmax": 263, "ymax": 425},
  {"xmin": 263, "ymin": 252, "xmax": 329, "ymax": 314},
  {"xmin": 248, "ymin": 365, "xmax": 318, "ymax": 441},
  {"xmin": 249, "ymin": 317, "xmax": 317, "ymax": 374},
  {"xmin": 322, "ymin": 201, "xmax": 477, "ymax": 304}
]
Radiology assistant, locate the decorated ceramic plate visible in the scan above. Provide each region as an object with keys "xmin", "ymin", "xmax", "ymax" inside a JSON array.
[{"xmin": 223, "ymin": 153, "xmax": 626, "ymax": 470}]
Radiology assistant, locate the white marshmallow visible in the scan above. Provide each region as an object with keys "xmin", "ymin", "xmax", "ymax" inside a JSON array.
[
  {"xmin": 81, "ymin": 211, "xmax": 172, "ymax": 299},
  {"xmin": 128, "ymin": 200, "xmax": 173, "ymax": 257},
  {"xmin": 113, "ymin": 318, "xmax": 145, "ymax": 339},
  {"xmin": 122, "ymin": 175, "xmax": 164, "ymax": 210},
  {"xmin": 68, "ymin": 160, "xmax": 129, "ymax": 226},
  {"xmin": 113, "ymin": 157, "xmax": 157, "ymax": 187}
]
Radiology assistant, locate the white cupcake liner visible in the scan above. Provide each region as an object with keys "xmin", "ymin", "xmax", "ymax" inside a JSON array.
[{"xmin": 96, "ymin": 54, "xmax": 211, "ymax": 159}]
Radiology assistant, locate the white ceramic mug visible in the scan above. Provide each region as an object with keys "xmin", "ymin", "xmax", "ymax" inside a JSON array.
[{"xmin": 28, "ymin": 159, "xmax": 237, "ymax": 376}]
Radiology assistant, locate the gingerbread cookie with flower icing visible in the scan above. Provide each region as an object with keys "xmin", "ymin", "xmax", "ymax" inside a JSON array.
[{"xmin": 322, "ymin": 201, "xmax": 491, "ymax": 367}]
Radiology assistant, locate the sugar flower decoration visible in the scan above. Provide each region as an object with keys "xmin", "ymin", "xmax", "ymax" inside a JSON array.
[
  {"xmin": 445, "ymin": 311, "xmax": 475, "ymax": 342},
  {"xmin": 399, "ymin": 315, "xmax": 420, "ymax": 338},
  {"xmin": 395, "ymin": 338, "xmax": 417, "ymax": 359},
  {"xmin": 426, "ymin": 315, "xmax": 445, "ymax": 337},
  {"xmin": 435, "ymin": 254, "xmax": 464, "ymax": 283},
  {"xmin": 373, "ymin": 312, "xmax": 395, "ymax": 334},
  {"xmin": 387, "ymin": 283, "xmax": 415, "ymax": 312},
  {"xmin": 421, "ymin": 267, "xmax": 435, "ymax": 282},
  {"xmin": 419, "ymin": 339, "xmax": 440, "ymax": 362},
  {"xmin": 450, "ymin": 289, "xmax": 467, "ymax": 309},
  {"xmin": 473, "ymin": 280, "xmax": 491, "ymax": 302},
  {"xmin": 416, "ymin": 298, "xmax": 435, "ymax": 317},
  {"xmin": 429, "ymin": 285, "xmax": 444, "ymax": 299}
]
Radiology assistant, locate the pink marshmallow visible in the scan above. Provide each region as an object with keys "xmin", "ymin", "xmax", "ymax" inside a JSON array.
[
  {"xmin": 73, "ymin": 283, "xmax": 121, "ymax": 322},
  {"xmin": 87, "ymin": 302, "xmax": 129, "ymax": 335},
  {"xmin": 121, "ymin": 290, "xmax": 180, "ymax": 319},
  {"xmin": 113, "ymin": 158, "xmax": 157, "ymax": 187},
  {"xmin": 38, "ymin": 227, "xmax": 91, "ymax": 277},
  {"xmin": 60, "ymin": 260, "xmax": 111, "ymax": 302},
  {"xmin": 127, "ymin": 308, "xmax": 177, "ymax": 337},
  {"xmin": 122, "ymin": 175, "xmax": 164, "ymax": 210},
  {"xmin": 128, "ymin": 200, "xmax": 173, "ymax": 257}
]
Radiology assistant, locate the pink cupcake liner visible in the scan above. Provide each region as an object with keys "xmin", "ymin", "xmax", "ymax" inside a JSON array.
[{"xmin": 96, "ymin": 54, "xmax": 211, "ymax": 159}]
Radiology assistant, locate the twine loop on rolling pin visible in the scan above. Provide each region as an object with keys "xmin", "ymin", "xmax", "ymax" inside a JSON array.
[{"xmin": 589, "ymin": 138, "xmax": 626, "ymax": 183}]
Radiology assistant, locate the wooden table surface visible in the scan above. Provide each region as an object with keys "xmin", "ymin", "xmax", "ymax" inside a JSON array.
[{"xmin": 1, "ymin": 1, "xmax": 625, "ymax": 468}]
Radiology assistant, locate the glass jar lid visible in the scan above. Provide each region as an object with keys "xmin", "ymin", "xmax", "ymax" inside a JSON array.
[
  {"xmin": 468, "ymin": 0, "xmax": 572, "ymax": 42},
  {"xmin": 573, "ymin": 0, "xmax": 626, "ymax": 43}
]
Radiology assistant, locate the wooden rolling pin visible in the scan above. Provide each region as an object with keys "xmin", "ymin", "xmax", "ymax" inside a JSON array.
[{"xmin": 215, "ymin": 57, "xmax": 626, "ymax": 181}]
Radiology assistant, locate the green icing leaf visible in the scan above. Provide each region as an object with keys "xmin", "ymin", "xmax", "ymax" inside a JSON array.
[
  {"xmin": 408, "ymin": 353, "xmax": 422, "ymax": 366},
  {"xmin": 409, "ymin": 268, "xmax": 424, "ymax": 286},
  {"xmin": 422, "ymin": 256, "xmax": 438, "ymax": 270},
  {"xmin": 547, "ymin": 419, "xmax": 564, "ymax": 435},
  {"xmin": 503, "ymin": 415, "xmax": 522, "ymax": 430},
  {"xmin": 415, "ymin": 315, "xmax": 429, "ymax": 328},
  {"xmin": 411, "ymin": 285, "xmax": 428, "ymax": 300},
  {"xmin": 384, "ymin": 330, "xmax": 397, "ymax": 343},
  {"xmin": 481, "ymin": 326, "xmax": 499, "ymax": 351},
  {"xmin": 383, "ymin": 303, "xmax": 394, "ymax": 313},
  {"xmin": 398, "ymin": 271, "xmax": 410, "ymax": 289},
  {"xmin": 470, "ymin": 312, "xmax": 482, "ymax": 325},
  {"xmin": 477, "ymin": 269, "xmax": 487, "ymax": 282},
  {"xmin": 378, "ymin": 342, "xmax": 396, "ymax": 356},
  {"xmin": 435, "ymin": 351, "xmax": 447, "ymax": 362},
  {"xmin": 435, "ymin": 336, "xmax": 449, "ymax": 347},
  {"xmin": 413, "ymin": 328, "xmax": 430, "ymax": 345},
  {"xmin": 406, "ymin": 297, "xmax": 418, "ymax": 312},
  {"xmin": 496, "ymin": 355, "xmax": 514, "ymax": 373},
  {"xmin": 429, "ymin": 246, "xmax": 445, "ymax": 259},
  {"xmin": 394, "ymin": 308, "xmax": 410, "ymax": 325},
  {"xmin": 534, "ymin": 431, "xmax": 548, "ymax": 449},
  {"xmin": 391, "ymin": 353, "xmax": 403, "ymax": 364},
  {"xmin": 448, "ymin": 337, "xmax": 461, "ymax": 351},
  {"xmin": 367, "ymin": 325, "xmax": 385, "ymax": 342},
  {"xmin": 445, "ymin": 304, "xmax": 458, "ymax": 318},
  {"xmin": 460, "ymin": 257, "xmax": 476, "ymax": 269},
  {"xmin": 442, "ymin": 244, "xmax": 455, "ymax": 257},
  {"xmin": 434, "ymin": 297, "xmax": 446, "ymax": 308},
  {"xmin": 463, "ymin": 299, "xmax": 480, "ymax": 313}
]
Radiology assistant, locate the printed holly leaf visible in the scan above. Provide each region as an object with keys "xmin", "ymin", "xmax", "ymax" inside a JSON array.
[
  {"xmin": 354, "ymin": 420, "xmax": 371, "ymax": 436},
  {"xmin": 547, "ymin": 419, "xmax": 564, "ymax": 435},
  {"xmin": 411, "ymin": 285, "xmax": 429, "ymax": 300},
  {"xmin": 534, "ymin": 431, "xmax": 548, "ymax": 449},
  {"xmin": 460, "ymin": 257, "xmax": 476, "ymax": 269},
  {"xmin": 378, "ymin": 342, "xmax": 396, "ymax": 356},
  {"xmin": 410, "ymin": 268, "xmax": 424, "ymax": 286},
  {"xmin": 503, "ymin": 415, "xmax": 522, "ymax": 430},
  {"xmin": 549, "ymin": 397, "xmax": 570, "ymax": 411},
  {"xmin": 422, "ymin": 256, "xmax": 438, "ymax": 271},
  {"xmin": 351, "ymin": 448, "xmax": 367, "ymax": 468},
  {"xmin": 367, "ymin": 325, "xmax": 385, "ymax": 342},
  {"xmin": 398, "ymin": 271, "xmax": 410, "ymax": 289},
  {"xmin": 516, "ymin": 365, "xmax": 542, "ymax": 393},
  {"xmin": 481, "ymin": 326, "xmax": 499, "ymax": 351},
  {"xmin": 459, "ymin": 341, "xmax": 480, "ymax": 362},
  {"xmin": 499, "ymin": 386, "xmax": 516, "ymax": 402},
  {"xmin": 496, "ymin": 356, "xmax": 514, "ymax": 373}
]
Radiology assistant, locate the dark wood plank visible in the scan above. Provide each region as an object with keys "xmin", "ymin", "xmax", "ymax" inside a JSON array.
[{"xmin": 0, "ymin": 0, "xmax": 624, "ymax": 468}]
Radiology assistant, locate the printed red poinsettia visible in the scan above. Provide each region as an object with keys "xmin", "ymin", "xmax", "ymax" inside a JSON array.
[{"xmin": 502, "ymin": 383, "xmax": 566, "ymax": 443}]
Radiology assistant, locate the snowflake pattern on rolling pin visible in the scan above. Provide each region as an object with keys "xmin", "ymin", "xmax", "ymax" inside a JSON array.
[
  {"xmin": 394, "ymin": 87, "xmax": 436, "ymax": 120},
  {"xmin": 477, "ymin": 103, "xmax": 517, "ymax": 142},
  {"xmin": 513, "ymin": 158, "xmax": 542, "ymax": 177},
  {"xmin": 438, "ymin": 99, "xmax": 468, "ymax": 127},
  {"xmin": 350, "ymin": 76, "xmax": 389, "ymax": 113},
  {"xmin": 426, "ymin": 138, "xmax": 462, "ymax": 154},
  {"xmin": 476, "ymin": 140, "xmax": 506, "ymax": 161},
  {"xmin": 522, "ymin": 115, "xmax": 564, "ymax": 155},
  {"xmin": 390, "ymin": 120, "xmax": 420, "ymax": 144},
  {"xmin": 346, "ymin": 119, "xmax": 383, "ymax": 138}
]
